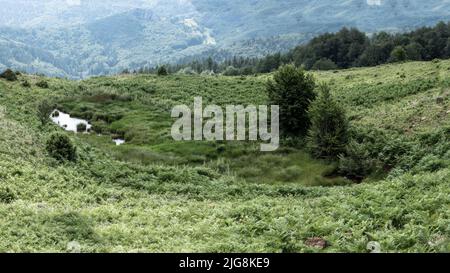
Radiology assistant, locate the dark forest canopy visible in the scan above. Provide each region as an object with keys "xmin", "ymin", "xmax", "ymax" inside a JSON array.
[{"xmin": 141, "ymin": 21, "xmax": 450, "ymax": 75}]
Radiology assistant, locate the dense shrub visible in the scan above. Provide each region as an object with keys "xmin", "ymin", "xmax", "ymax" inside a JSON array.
[
  {"xmin": 0, "ymin": 186, "xmax": 16, "ymax": 204},
  {"xmin": 85, "ymin": 93, "xmax": 132, "ymax": 104},
  {"xmin": 76, "ymin": 123, "xmax": 87, "ymax": 133},
  {"xmin": 267, "ymin": 64, "xmax": 316, "ymax": 137},
  {"xmin": 337, "ymin": 126, "xmax": 450, "ymax": 179},
  {"xmin": 157, "ymin": 66, "xmax": 168, "ymax": 76},
  {"xmin": 0, "ymin": 69, "xmax": 17, "ymax": 81},
  {"xmin": 223, "ymin": 66, "xmax": 240, "ymax": 76},
  {"xmin": 93, "ymin": 112, "xmax": 123, "ymax": 123},
  {"xmin": 37, "ymin": 100, "xmax": 54, "ymax": 125},
  {"xmin": 240, "ymin": 67, "xmax": 255, "ymax": 75},
  {"xmin": 307, "ymin": 84, "xmax": 349, "ymax": 159},
  {"xmin": 338, "ymin": 141, "xmax": 377, "ymax": 181},
  {"xmin": 390, "ymin": 46, "xmax": 407, "ymax": 63},
  {"xmin": 91, "ymin": 121, "xmax": 109, "ymax": 134},
  {"xmin": 311, "ymin": 58, "xmax": 338, "ymax": 71},
  {"xmin": 46, "ymin": 133, "xmax": 77, "ymax": 162},
  {"xmin": 36, "ymin": 80, "xmax": 49, "ymax": 88},
  {"xmin": 413, "ymin": 155, "xmax": 448, "ymax": 173},
  {"xmin": 21, "ymin": 80, "xmax": 31, "ymax": 87}
]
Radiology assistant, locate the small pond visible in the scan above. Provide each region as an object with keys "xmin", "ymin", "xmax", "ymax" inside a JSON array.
[
  {"xmin": 50, "ymin": 109, "xmax": 92, "ymax": 133},
  {"xmin": 50, "ymin": 109, "xmax": 125, "ymax": 145},
  {"xmin": 113, "ymin": 139, "xmax": 126, "ymax": 146}
]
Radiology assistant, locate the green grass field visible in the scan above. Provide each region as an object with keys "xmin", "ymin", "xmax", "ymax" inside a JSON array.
[{"xmin": 0, "ymin": 60, "xmax": 449, "ymax": 252}]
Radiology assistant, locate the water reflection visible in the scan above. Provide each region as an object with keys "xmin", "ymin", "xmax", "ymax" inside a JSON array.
[
  {"xmin": 50, "ymin": 109, "xmax": 126, "ymax": 145},
  {"xmin": 113, "ymin": 139, "xmax": 125, "ymax": 146},
  {"xmin": 50, "ymin": 109, "xmax": 91, "ymax": 133}
]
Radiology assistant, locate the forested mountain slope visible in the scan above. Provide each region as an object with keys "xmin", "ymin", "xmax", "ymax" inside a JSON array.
[{"xmin": 1, "ymin": 0, "xmax": 450, "ymax": 78}]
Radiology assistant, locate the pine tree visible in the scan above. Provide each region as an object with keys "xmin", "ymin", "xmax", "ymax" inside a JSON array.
[
  {"xmin": 307, "ymin": 84, "xmax": 349, "ymax": 159},
  {"xmin": 157, "ymin": 66, "xmax": 168, "ymax": 76}
]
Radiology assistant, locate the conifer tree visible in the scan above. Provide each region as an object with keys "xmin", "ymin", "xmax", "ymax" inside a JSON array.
[{"xmin": 307, "ymin": 84, "xmax": 349, "ymax": 159}]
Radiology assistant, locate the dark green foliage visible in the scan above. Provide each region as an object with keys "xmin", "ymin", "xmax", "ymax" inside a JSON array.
[
  {"xmin": 257, "ymin": 53, "xmax": 284, "ymax": 73},
  {"xmin": 307, "ymin": 84, "xmax": 349, "ymax": 159},
  {"xmin": 311, "ymin": 58, "xmax": 338, "ymax": 71},
  {"xmin": 267, "ymin": 64, "xmax": 316, "ymax": 137},
  {"xmin": 21, "ymin": 80, "xmax": 31, "ymax": 88},
  {"xmin": 164, "ymin": 21, "xmax": 450, "ymax": 75},
  {"xmin": 76, "ymin": 123, "xmax": 87, "ymax": 133},
  {"xmin": 414, "ymin": 155, "xmax": 448, "ymax": 173},
  {"xmin": 157, "ymin": 66, "xmax": 168, "ymax": 76},
  {"xmin": 84, "ymin": 93, "xmax": 132, "ymax": 104},
  {"xmin": 223, "ymin": 66, "xmax": 240, "ymax": 76},
  {"xmin": 292, "ymin": 22, "xmax": 450, "ymax": 69},
  {"xmin": 338, "ymin": 141, "xmax": 376, "ymax": 181},
  {"xmin": 0, "ymin": 186, "xmax": 16, "ymax": 204},
  {"xmin": 46, "ymin": 133, "xmax": 77, "ymax": 162},
  {"xmin": 37, "ymin": 100, "xmax": 54, "ymax": 125},
  {"xmin": 0, "ymin": 69, "xmax": 18, "ymax": 81},
  {"xmin": 405, "ymin": 42, "xmax": 424, "ymax": 60},
  {"xmin": 390, "ymin": 46, "xmax": 407, "ymax": 63},
  {"xmin": 162, "ymin": 55, "xmax": 263, "ymax": 75},
  {"xmin": 445, "ymin": 38, "xmax": 450, "ymax": 58},
  {"xmin": 337, "ymin": 126, "xmax": 450, "ymax": 179},
  {"xmin": 344, "ymin": 128, "xmax": 408, "ymax": 173},
  {"xmin": 36, "ymin": 80, "xmax": 49, "ymax": 88},
  {"xmin": 295, "ymin": 28, "xmax": 368, "ymax": 69}
]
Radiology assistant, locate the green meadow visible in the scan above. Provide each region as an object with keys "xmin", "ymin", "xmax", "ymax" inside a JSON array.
[{"xmin": 0, "ymin": 60, "xmax": 449, "ymax": 252}]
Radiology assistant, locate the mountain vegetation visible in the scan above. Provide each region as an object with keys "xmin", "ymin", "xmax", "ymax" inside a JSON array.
[
  {"xmin": 0, "ymin": 57, "xmax": 449, "ymax": 252},
  {"xmin": 0, "ymin": 0, "xmax": 449, "ymax": 253},
  {"xmin": 166, "ymin": 21, "xmax": 450, "ymax": 75},
  {"xmin": 2, "ymin": 0, "xmax": 450, "ymax": 78}
]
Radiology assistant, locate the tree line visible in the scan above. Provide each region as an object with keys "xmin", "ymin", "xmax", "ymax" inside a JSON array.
[{"xmin": 138, "ymin": 21, "xmax": 450, "ymax": 75}]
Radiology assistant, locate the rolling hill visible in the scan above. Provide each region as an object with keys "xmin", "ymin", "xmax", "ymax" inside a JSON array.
[{"xmin": 0, "ymin": 59, "xmax": 449, "ymax": 252}]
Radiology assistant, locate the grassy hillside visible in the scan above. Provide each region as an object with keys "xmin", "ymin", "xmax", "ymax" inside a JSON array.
[{"xmin": 0, "ymin": 60, "xmax": 449, "ymax": 252}]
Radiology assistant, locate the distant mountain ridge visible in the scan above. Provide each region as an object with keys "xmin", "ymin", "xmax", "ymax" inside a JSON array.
[{"xmin": 1, "ymin": 0, "xmax": 450, "ymax": 78}]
